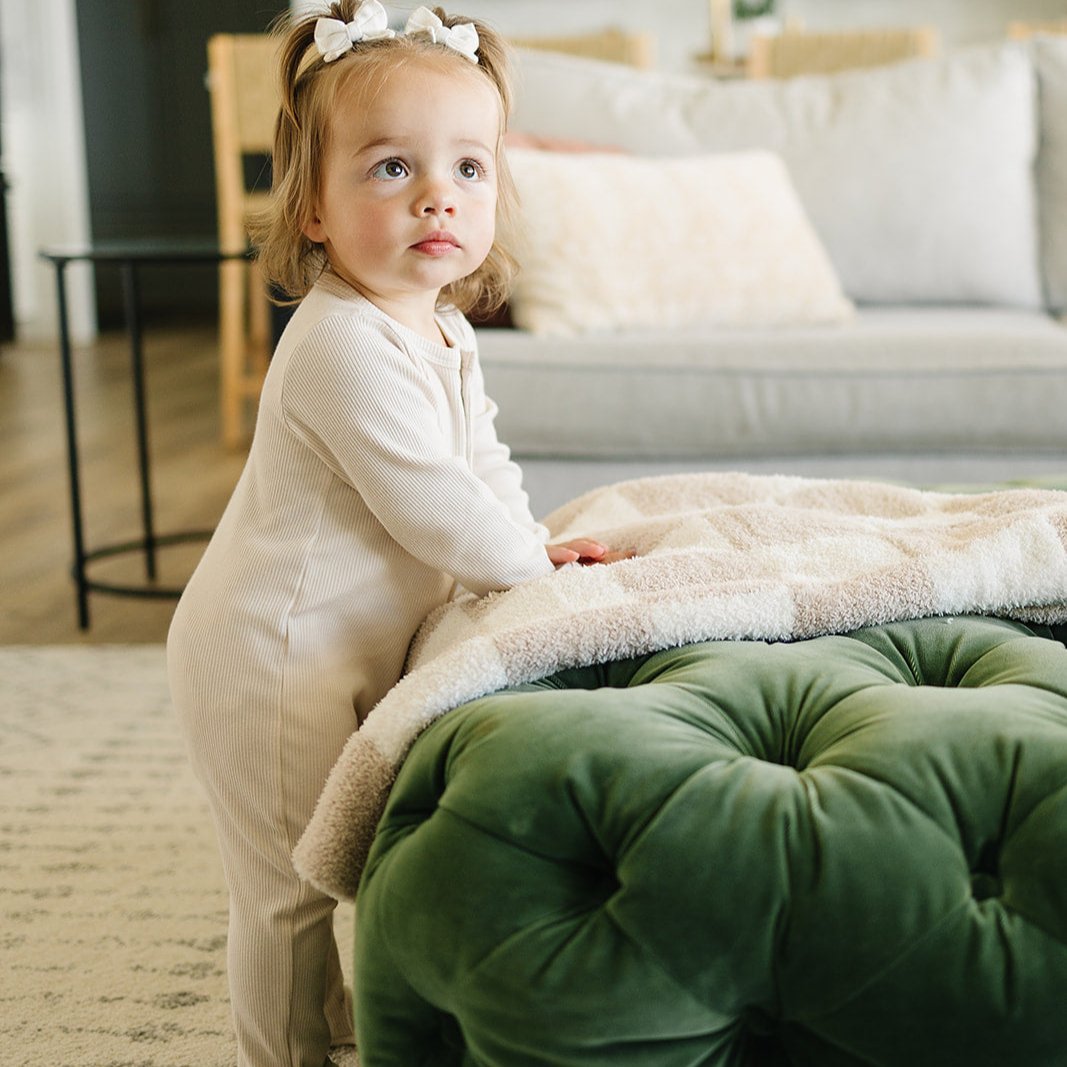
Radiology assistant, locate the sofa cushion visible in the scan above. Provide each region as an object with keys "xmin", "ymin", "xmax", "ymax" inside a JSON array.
[
  {"xmin": 354, "ymin": 615, "xmax": 1067, "ymax": 1065},
  {"xmin": 512, "ymin": 44, "xmax": 1043, "ymax": 309},
  {"xmin": 1034, "ymin": 36, "xmax": 1067, "ymax": 311},
  {"xmin": 503, "ymin": 147, "xmax": 853, "ymax": 335},
  {"xmin": 477, "ymin": 307, "xmax": 1067, "ymax": 458}
]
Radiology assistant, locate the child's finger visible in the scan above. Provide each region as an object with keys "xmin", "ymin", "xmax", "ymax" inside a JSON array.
[
  {"xmin": 546, "ymin": 544, "xmax": 581, "ymax": 566},
  {"xmin": 565, "ymin": 538, "xmax": 607, "ymax": 558}
]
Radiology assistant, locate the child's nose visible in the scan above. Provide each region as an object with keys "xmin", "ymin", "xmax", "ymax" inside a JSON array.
[{"xmin": 416, "ymin": 177, "xmax": 456, "ymax": 216}]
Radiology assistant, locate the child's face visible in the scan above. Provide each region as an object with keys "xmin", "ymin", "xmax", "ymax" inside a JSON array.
[{"xmin": 305, "ymin": 58, "xmax": 501, "ymax": 325}]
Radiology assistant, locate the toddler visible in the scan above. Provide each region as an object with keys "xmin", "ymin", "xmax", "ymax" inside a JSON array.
[{"xmin": 167, "ymin": 3, "xmax": 624, "ymax": 1065}]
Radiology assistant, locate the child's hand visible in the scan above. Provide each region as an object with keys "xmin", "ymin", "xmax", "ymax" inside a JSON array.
[
  {"xmin": 545, "ymin": 539, "xmax": 636, "ymax": 568},
  {"xmin": 546, "ymin": 539, "xmax": 602, "ymax": 566}
]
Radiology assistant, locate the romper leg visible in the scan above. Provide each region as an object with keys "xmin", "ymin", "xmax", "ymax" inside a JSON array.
[
  {"xmin": 168, "ymin": 644, "xmax": 357, "ymax": 1066},
  {"xmin": 215, "ymin": 833, "xmax": 353, "ymax": 1067}
]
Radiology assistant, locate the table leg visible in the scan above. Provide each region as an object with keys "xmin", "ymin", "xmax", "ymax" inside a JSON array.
[
  {"xmin": 121, "ymin": 261, "xmax": 158, "ymax": 581},
  {"xmin": 54, "ymin": 260, "xmax": 90, "ymax": 630}
]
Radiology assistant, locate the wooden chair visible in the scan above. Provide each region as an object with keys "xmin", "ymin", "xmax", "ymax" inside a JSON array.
[
  {"xmin": 509, "ymin": 28, "xmax": 656, "ymax": 69},
  {"xmin": 747, "ymin": 26, "xmax": 940, "ymax": 79},
  {"xmin": 206, "ymin": 33, "xmax": 278, "ymax": 449},
  {"xmin": 1008, "ymin": 19, "xmax": 1067, "ymax": 40}
]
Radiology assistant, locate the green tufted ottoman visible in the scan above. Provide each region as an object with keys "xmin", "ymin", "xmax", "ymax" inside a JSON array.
[{"xmin": 353, "ymin": 615, "xmax": 1067, "ymax": 1066}]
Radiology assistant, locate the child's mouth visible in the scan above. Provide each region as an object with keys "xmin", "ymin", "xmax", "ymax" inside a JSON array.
[{"xmin": 412, "ymin": 232, "xmax": 459, "ymax": 256}]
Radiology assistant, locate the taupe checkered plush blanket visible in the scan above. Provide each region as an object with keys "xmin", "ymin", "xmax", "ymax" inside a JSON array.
[{"xmin": 294, "ymin": 471, "xmax": 1067, "ymax": 901}]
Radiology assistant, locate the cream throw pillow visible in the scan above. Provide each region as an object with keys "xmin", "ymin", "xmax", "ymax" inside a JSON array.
[{"xmin": 503, "ymin": 148, "xmax": 854, "ymax": 337}]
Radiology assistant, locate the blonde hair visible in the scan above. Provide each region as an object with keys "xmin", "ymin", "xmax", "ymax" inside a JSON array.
[{"xmin": 249, "ymin": 3, "xmax": 518, "ymax": 317}]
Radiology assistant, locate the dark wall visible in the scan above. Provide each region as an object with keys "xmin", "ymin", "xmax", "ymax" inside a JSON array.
[
  {"xmin": 76, "ymin": 1, "xmax": 285, "ymax": 326},
  {"xmin": 0, "ymin": 77, "xmax": 14, "ymax": 343}
]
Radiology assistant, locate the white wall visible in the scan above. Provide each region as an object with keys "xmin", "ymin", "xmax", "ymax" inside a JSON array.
[
  {"xmin": 366, "ymin": 0, "xmax": 1067, "ymax": 72},
  {"xmin": 787, "ymin": 0, "xmax": 1067, "ymax": 47},
  {"xmin": 390, "ymin": 0, "xmax": 700, "ymax": 70},
  {"xmin": 1, "ymin": 0, "xmax": 95, "ymax": 341}
]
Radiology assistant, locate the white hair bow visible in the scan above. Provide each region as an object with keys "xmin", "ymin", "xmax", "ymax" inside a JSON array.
[
  {"xmin": 315, "ymin": 0, "xmax": 395, "ymax": 63},
  {"xmin": 404, "ymin": 6, "xmax": 480, "ymax": 64}
]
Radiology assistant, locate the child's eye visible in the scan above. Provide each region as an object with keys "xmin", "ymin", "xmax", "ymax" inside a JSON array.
[
  {"xmin": 371, "ymin": 159, "xmax": 408, "ymax": 181},
  {"xmin": 455, "ymin": 159, "xmax": 484, "ymax": 181}
]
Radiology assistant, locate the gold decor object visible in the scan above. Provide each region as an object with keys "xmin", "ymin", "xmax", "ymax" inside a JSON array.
[
  {"xmin": 747, "ymin": 25, "xmax": 940, "ymax": 79},
  {"xmin": 1008, "ymin": 19, "xmax": 1067, "ymax": 40}
]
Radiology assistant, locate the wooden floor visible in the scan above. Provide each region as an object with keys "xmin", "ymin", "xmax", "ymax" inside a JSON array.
[{"xmin": 0, "ymin": 323, "xmax": 248, "ymax": 644}]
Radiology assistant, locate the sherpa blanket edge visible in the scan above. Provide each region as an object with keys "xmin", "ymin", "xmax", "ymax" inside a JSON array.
[{"xmin": 293, "ymin": 471, "xmax": 1067, "ymax": 902}]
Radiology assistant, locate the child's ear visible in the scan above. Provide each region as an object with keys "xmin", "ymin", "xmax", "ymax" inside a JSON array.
[{"xmin": 303, "ymin": 208, "xmax": 327, "ymax": 244}]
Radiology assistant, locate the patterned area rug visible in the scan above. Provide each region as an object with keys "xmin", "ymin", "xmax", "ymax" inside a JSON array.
[{"xmin": 0, "ymin": 645, "xmax": 353, "ymax": 1067}]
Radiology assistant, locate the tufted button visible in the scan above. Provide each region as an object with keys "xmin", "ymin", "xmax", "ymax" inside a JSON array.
[
  {"xmin": 970, "ymin": 843, "xmax": 1001, "ymax": 902},
  {"xmin": 969, "ymin": 872, "xmax": 1002, "ymax": 901}
]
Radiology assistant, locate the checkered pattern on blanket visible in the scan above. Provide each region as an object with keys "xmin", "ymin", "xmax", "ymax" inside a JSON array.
[{"xmin": 295, "ymin": 471, "xmax": 1067, "ymax": 901}]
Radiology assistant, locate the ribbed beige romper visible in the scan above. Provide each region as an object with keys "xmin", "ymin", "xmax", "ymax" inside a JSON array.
[{"xmin": 167, "ymin": 272, "xmax": 553, "ymax": 1067}]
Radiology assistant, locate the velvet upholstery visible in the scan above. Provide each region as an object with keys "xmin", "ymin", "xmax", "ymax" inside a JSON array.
[{"xmin": 354, "ymin": 615, "xmax": 1067, "ymax": 1066}]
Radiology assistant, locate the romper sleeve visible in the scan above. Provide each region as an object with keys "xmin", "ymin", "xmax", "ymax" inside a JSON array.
[{"xmin": 281, "ymin": 315, "xmax": 555, "ymax": 597}]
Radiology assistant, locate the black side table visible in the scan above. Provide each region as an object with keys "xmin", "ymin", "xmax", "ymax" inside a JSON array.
[{"xmin": 39, "ymin": 240, "xmax": 249, "ymax": 629}]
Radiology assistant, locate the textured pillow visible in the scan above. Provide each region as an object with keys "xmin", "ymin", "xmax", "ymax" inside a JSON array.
[
  {"xmin": 503, "ymin": 148, "xmax": 853, "ymax": 336},
  {"xmin": 512, "ymin": 44, "xmax": 1043, "ymax": 309}
]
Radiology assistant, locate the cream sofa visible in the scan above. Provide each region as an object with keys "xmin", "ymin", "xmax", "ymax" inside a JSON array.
[{"xmin": 477, "ymin": 38, "xmax": 1067, "ymax": 509}]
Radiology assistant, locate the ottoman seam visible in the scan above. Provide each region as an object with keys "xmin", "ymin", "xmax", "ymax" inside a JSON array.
[{"xmin": 798, "ymin": 900, "xmax": 971, "ymax": 1024}]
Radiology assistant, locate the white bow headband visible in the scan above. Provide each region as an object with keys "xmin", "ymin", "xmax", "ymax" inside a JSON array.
[{"xmin": 315, "ymin": 2, "xmax": 480, "ymax": 65}]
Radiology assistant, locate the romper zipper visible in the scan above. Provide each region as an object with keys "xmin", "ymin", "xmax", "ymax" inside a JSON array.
[{"xmin": 459, "ymin": 350, "xmax": 473, "ymax": 465}]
